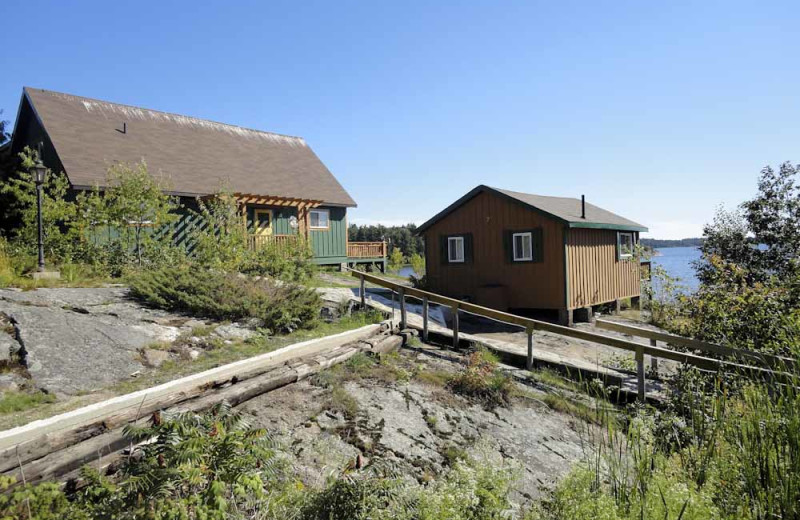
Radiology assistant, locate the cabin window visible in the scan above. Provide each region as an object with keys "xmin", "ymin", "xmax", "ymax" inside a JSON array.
[
  {"xmin": 618, "ymin": 232, "xmax": 634, "ymax": 259},
  {"xmin": 448, "ymin": 236, "xmax": 465, "ymax": 263},
  {"xmin": 512, "ymin": 232, "xmax": 533, "ymax": 261},
  {"xmin": 504, "ymin": 228, "xmax": 543, "ymax": 263},
  {"xmin": 309, "ymin": 209, "xmax": 330, "ymax": 229}
]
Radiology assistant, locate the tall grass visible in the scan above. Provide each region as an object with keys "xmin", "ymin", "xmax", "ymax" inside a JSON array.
[{"xmin": 532, "ymin": 366, "xmax": 800, "ymax": 519}]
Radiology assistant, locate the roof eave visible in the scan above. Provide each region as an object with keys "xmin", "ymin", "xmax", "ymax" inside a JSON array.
[
  {"xmin": 416, "ymin": 184, "xmax": 572, "ymax": 235},
  {"xmin": 568, "ymin": 221, "xmax": 649, "ymax": 232}
]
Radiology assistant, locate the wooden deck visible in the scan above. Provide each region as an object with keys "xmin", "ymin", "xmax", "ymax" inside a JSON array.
[
  {"xmin": 247, "ymin": 235, "xmax": 386, "ymax": 260},
  {"xmin": 347, "ymin": 241, "xmax": 386, "ymax": 259}
]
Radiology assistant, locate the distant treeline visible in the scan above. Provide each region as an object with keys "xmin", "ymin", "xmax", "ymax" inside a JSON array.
[
  {"xmin": 641, "ymin": 237, "xmax": 703, "ymax": 248},
  {"xmin": 348, "ymin": 223, "xmax": 425, "ymax": 256}
]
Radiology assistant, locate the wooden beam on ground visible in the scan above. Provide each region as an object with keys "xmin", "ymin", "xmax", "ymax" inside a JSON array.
[{"xmin": 0, "ymin": 324, "xmax": 384, "ymax": 473}]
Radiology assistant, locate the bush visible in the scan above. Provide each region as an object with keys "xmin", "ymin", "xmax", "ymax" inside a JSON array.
[
  {"xmin": 128, "ymin": 266, "xmax": 321, "ymax": 333},
  {"xmin": 388, "ymin": 248, "xmax": 406, "ymax": 272},
  {"xmin": 447, "ymin": 349, "xmax": 514, "ymax": 409},
  {"xmin": 409, "ymin": 253, "xmax": 425, "ymax": 276},
  {"xmin": 238, "ymin": 236, "xmax": 316, "ymax": 282}
]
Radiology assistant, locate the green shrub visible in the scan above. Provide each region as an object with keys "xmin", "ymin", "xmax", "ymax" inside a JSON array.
[
  {"xmin": 388, "ymin": 248, "xmax": 406, "ymax": 272},
  {"xmin": 447, "ymin": 349, "xmax": 514, "ymax": 409},
  {"xmin": 128, "ymin": 266, "xmax": 321, "ymax": 333},
  {"xmin": 238, "ymin": 236, "xmax": 316, "ymax": 282},
  {"xmin": 409, "ymin": 253, "xmax": 425, "ymax": 277}
]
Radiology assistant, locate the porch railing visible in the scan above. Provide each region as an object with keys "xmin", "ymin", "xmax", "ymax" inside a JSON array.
[
  {"xmin": 247, "ymin": 234, "xmax": 299, "ymax": 251},
  {"xmin": 347, "ymin": 241, "xmax": 386, "ymax": 258}
]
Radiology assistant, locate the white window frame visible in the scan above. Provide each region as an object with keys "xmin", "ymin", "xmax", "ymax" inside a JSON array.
[
  {"xmin": 447, "ymin": 236, "xmax": 465, "ymax": 263},
  {"xmin": 512, "ymin": 232, "xmax": 533, "ymax": 262},
  {"xmin": 618, "ymin": 232, "xmax": 634, "ymax": 259},
  {"xmin": 309, "ymin": 209, "xmax": 330, "ymax": 230}
]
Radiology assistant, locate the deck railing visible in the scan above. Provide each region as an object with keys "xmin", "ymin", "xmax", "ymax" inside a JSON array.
[
  {"xmin": 247, "ymin": 234, "xmax": 299, "ymax": 251},
  {"xmin": 347, "ymin": 241, "xmax": 386, "ymax": 258}
]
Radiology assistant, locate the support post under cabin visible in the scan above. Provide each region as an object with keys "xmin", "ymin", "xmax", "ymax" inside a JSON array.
[
  {"xmin": 526, "ymin": 326, "xmax": 534, "ymax": 370},
  {"xmin": 649, "ymin": 338, "xmax": 658, "ymax": 372},
  {"xmin": 422, "ymin": 296, "xmax": 429, "ymax": 343},
  {"xmin": 399, "ymin": 288, "xmax": 407, "ymax": 330},
  {"xmin": 636, "ymin": 345, "xmax": 646, "ymax": 401},
  {"xmin": 360, "ymin": 275, "xmax": 365, "ymax": 309},
  {"xmin": 452, "ymin": 304, "xmax": 459, "ymax": 348}
]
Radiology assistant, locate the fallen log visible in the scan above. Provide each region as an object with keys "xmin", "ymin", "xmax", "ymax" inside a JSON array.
[
  {"xmin": 0, "ymin": 323, "xmax": 385, "ymax": 475},
  {"xmin": 1, "ymin": 336, "xmax": 395, "ymax": 486}
]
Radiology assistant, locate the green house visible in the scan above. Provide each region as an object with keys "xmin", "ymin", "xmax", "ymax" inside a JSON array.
[{"xmin": 7, "ymin": 87, "xmax": 386, "ymax": 269}]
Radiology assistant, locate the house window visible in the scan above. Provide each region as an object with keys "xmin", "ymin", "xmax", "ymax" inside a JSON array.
[
  {"xmin": 448, "ymin": 236, "xmax": 465, "ymax": 263},
  {"xmin": 512, "ymin": 232, "xmax": 533, "ymax": 261},
  {"xmin": 309, "ymin": 209, "xmax": 329, "ymax": 229},
  {"xmin": 618, "ymin": 232, "xmax": 634, "ymax": 259}
]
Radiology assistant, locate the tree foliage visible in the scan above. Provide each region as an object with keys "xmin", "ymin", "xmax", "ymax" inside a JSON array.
[
  {"xmin": 686, "ymin": 161, "xmax": 800, "ymax": 351},
  {"xmin": 348, "ymin": 223, "xmax": 424, "ymax": 256}
]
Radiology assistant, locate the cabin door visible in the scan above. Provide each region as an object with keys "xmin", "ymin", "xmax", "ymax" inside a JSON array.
[{"xmin": 253, "ymin": 209, "xmax": 273, "ymax": 237}]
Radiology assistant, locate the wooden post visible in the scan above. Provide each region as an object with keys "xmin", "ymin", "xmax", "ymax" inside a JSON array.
[
  {"xmin": 636, "ymin": 345, "xmax": 645, "ymax": 402},
  {"xmin": 360, "ymin": 274, "xmax": 366, "ymax": 309},
  {"xmin": 399, "ymin": 288, "xmax": 407, "ymax": 330},
  {"xmin": 452, "ymin": 304, "xmax": 459, "ymax": 348},
  {"xmin": 649, "ymin": 338, "xmax": 658, "ymax": 372},
  {"xmin": 526, "ymin": 326, "xmax": 534, "ymax": 370},
  {"xmin": 422, "ymin": 296, "xmax": 429, "ymax": 343}
]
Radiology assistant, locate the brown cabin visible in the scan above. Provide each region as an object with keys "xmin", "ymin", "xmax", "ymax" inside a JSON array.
[{"xmin": 417, "ymin": 185, "xmax": 648, "ymax": 325}]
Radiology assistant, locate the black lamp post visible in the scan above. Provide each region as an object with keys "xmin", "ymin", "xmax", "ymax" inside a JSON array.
[{"xmin": 31, "ymin": 157, "xmax": 47, "ymax": 272}]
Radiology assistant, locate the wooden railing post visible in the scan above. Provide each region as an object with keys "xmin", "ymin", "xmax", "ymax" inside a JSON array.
[
  {"xmin": 636, "ymin": 345, "xmax": 645, "ymax": 402},
  {"xmin": 526, "ymin": 326, "xmax": 534, "ymax": 370},
  {"xmin": 422, "ymin": 296, "xmax": 429, "ymax": 343},
  {"xmin": 452, "ymin": 304, "xmax": 459, "ymax": 348},
  {"xmin": 649, "ymin": 338, "xmax": 658, "ymax": 372},
  {"xmin": 360, "ymin": 274, "xmax": 366, "ymax": 309},
  {"xmin": 399, "ymin": 288, "xmax": 407, "ymax": 330}
]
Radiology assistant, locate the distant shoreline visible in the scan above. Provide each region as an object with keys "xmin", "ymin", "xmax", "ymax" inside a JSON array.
[{"xmin": 641, "ymin": 238, "xmax": 703, "ymax": 249}]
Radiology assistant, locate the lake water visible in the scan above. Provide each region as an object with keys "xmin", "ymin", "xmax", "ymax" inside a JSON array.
[
  {"xmin": 399, "ymin": 246, "xmax": 702, "ymax": 293},
  {"xmin": 651, "ymin": 246, "xmax": 701, "ymax": 292}
]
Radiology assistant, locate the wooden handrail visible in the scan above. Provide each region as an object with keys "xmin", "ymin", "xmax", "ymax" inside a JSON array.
[
  {"xmin": 346, "ymin": 268, "xmax": 797, "ymax": 393},
  {"xmin": 596, "ymin": 319, "xmax": 797, "ymax": 372}
]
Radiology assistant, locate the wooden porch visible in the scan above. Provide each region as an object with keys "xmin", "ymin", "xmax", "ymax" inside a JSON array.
[
  {"xmin": 347, "ymin": 241, "xmax": 387, "ymax": 259},
  {"xmin": 247, "ymin": 234, "xmax": 386, "ymax": 260}
]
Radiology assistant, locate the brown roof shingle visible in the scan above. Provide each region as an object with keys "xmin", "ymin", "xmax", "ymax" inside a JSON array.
[
  {"xmin": 22, "ymin": 87, "xmax": 356, "ymax": 206},
  {"xmin": 417, "ymin": 185, "xmax": 647, "ymax": 232}
]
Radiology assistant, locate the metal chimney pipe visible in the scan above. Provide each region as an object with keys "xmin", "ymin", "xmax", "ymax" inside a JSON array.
[{"xmin": 581, "ymin": 195, "xmax": 586, "ymax": 219}]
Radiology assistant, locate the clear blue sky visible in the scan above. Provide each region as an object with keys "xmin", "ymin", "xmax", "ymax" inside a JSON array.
[{"xmin": 2, "ymin": 1, "xmax": 798, "ymax": 238}]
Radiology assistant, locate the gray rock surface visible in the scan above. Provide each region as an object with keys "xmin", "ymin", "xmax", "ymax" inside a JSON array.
[
  {"xmin": 240, "ymin": 346, "xmax": 585, "ymax": 508},
  {"xmin": 0, "ymin": 288, "xmax": 230, "ymax": 395}
]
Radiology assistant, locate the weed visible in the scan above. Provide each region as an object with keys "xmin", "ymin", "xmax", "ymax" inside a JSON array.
[
  {"xmin": 0, "ymin": 390, "xmax": 56, "ymax": 414},
  {"xmin": 447, "ymin": 349, "xmax": 514, "ymax": 409}
]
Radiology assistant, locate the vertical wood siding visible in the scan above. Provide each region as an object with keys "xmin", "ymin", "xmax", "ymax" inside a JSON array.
[
  {"xmin": 423, "ymin": 191, "xmax": 565, "ymax": 310},
  {"xmin": 310, "ymin": 206, "xmax": 347, "ymax": 259},
  {"xmin": 566, "ymin": 229, "xmax": 640, "ymax": 309}
]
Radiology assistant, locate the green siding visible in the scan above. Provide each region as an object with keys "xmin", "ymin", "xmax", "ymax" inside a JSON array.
[
  {"xmin": 310, "ymin": 206, "xmax": 347, "ymax": 259},
  {"xmin": 244, "ymin": 205, "xmax": 299, "ymax": 236}
]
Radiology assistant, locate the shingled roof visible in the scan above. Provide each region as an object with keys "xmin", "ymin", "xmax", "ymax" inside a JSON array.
[
  {"xmin": 15, "ymin": 87, "xmax": 356, "ymax": 206},
  {"xmin": 417, "ymin": 185, "xmax": 647, "ymax": 232}
]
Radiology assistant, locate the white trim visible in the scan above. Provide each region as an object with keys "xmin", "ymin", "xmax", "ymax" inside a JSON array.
[
  {"xmin": 512, "ymin": 232, "xmax": 533, "ymax": 261},
  {"xmin": 618, "ymin": 232, "xmax": 634, "ymax": 258},
  {"xmin": 309, "ymin": 208, "xmax": 330, "ymax": 229},
  {"xmin": 448, "ymin": 236, "xmax": 465, "ymax": 263}
]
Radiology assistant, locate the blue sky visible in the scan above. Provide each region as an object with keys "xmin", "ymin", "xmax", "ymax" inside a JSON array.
[{"xmin": 2, "ymin": 1, "xmax": 798, "ymax": 238}]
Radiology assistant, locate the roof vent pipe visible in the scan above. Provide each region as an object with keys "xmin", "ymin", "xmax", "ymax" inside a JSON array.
[{"xmin": 581, "ymin": 195, "xmax": 586, "ymax": 219}]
